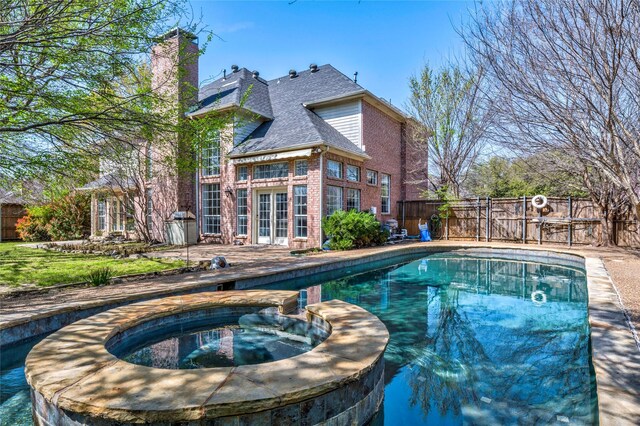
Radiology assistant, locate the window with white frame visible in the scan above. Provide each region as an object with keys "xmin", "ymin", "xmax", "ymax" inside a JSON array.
[
  {"xmin": 253, "ymin": 162, "xmax": 288, "ymax": 179},
  {"xmin": 346, "ymin": 188, "xmax": 361, "ymax": 211},
  {"xmin": 111, "ymin": 198, "xmax": 124, "ymax": 231},
  {"xmin": 366, "ymin": 170, "xmax": 378, "ymax": 185},
  {"xmin": 97, "ymin": 198, "xmax": 106, "ymax": 231},
  {"xmin": 294, "ymin": 186, "xmax": 308, "ymax": 238},
  {"xmin": 125, "ymin": 195, "xmax": 135, "ymax": 231},
  {"xmin": 202, "ymin": 184, "xmax": 221, "ymax": 234},
  {"xmin": 202, "ymin": 131, "xmax": 221, "ymax": 176},
  {"xmin": 145, "ymin": 145, "xmax": 153, "ymax": 180},
  {"xmin": 295, "ymin": 159, "xmax": 308, "ymax": 176},
  {"xmin": 327, "ymin": 160, "xmax": 342, "ymax": 179},
  {"xmin": 346, "ymin": 165, "xmax": 360, "ymax": 182},
  {"xmin": 236, "ymin": 165, "xmax": 248, "ymax": 181},
  {"xmin": 326, "ymin": 186, "xmax": 343, "ymax": 216},
  {"xmin": 381, "ymin": 174, "xmax": 391, "ymax": 214},
  {"xmin": 145, "ymin": 189, "xmax": 153, "ymax": 232},
  {"xmin": 236, "ymin": 188, "xmax": 248, "ymax": 236}
]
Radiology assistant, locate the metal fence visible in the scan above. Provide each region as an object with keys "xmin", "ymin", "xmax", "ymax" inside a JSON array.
[{"xmin": 397, "ymin": 197, "xmax": 639, "ymax": 247}]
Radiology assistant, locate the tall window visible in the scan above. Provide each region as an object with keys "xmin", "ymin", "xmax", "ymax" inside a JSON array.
[
  {"xmin": 125, "ymin": 195, "xmax": 135, "ymax": 231},
  {"xmin": 347, "ymin": 165, "xmax": 360, "ymax": 182},
  {"xmin": 253, "ymin": 162, "xmax": 288, "ymax": 179},
  {"xmin": 381, "ymin": 174, "xmax": 391, "ymax": 214},
  {"xmin": 97, "ymin": 198, "xmax": 106, "ymax": 231},
  {"xmin": 111, "ymin": 198, "xmax": 124, "ymax": 231},
  {"xmin": 346, "ymin": 188, "xmax": 361, "ymax": 211},
  {"xmin": 327, "ymin": 160, "xmax": 342, "ymax": 179},
  {"xmin": 294, "ymin": 185, "xmax": 308, "ymax": 238},
  {"xmin": 202, "ymin": 184, "xmax": 221, "ymax": 234},
  {"xmin": 366, "ymin": 170, "xmax": 378, "ymax": 185},
  {"xmin": 237, "ymin": 165, "xmax": 248, "ymax": 181},
  {"xmin": 145, "ymin": 145, "xmax": 153, "ymax": 180},
  {"xmin": 295, "ymin": 160, "xmax": 308, "ymax": 176},
  {"xmin": 202, "ymin": 131, "xmax": 221, "ymax": 176},
  {"xmin": 326, "ymin": 186, "xmax": 343, "ymax": 216},
  {"xmin": 236, "ymin": 188, "xmax": 248, "ymax": 235},
  {"xmin": 145, "ymin": 189, "xmax": 153, "ymax": 232}
]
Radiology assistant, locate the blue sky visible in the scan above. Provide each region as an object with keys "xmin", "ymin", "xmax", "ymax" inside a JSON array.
[{"xmin": 188, "ymin": 1, "xmax": 473, "ymax": 112}]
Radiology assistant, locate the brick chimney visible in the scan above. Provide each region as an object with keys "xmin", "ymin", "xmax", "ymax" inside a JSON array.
[
  {"xmin": 151, "ymin": 27, "xmax": 199, "ymax": 112},
  {"xmin": 147, "ymin": 28, "xmax": 200, "ymax": 239}
]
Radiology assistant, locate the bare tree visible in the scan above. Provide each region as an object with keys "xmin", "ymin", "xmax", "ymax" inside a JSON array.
[
  {"xmin": 463, "ymin": 0, "xmax": 640, "ymax": 244},
  {"xmin": 406, "ymin": 63, "xmax": 493, "ymax": 198}
]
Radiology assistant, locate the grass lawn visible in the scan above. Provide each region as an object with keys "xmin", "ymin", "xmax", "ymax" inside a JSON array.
[{"xmin": 0, "ymin": 241, "xmax": 185, "ymax": 288}]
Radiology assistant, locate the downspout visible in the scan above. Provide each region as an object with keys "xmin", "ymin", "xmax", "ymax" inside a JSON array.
[
  {"xmin": 189, "ymin": 116, "xmax": 200, "ymax": 239},
  {"xmin": 318, "ymin": 146, "xmax": 328, "ymax": 248}
]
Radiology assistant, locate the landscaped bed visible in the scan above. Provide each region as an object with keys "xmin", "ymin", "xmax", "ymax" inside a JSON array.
[{"xmin": 0, "ymin": 242, "xmax": 185, "ymax": 288}]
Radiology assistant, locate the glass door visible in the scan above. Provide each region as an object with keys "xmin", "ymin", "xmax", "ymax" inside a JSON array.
[
  {"xmin": 274, "ymin": 192, "xmax": 288, "ymax": 246},
  {"xmin": 256, "ymin": 190, "xmax": 289, "ymax": 246},
  {"xmin": 258, "ymin": 193, "xmax": 272, "ymax": 244}
]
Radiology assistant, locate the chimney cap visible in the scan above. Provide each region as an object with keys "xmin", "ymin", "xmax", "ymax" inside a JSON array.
[
  {"xmin": 252, "ymin": 70, "xmax": 260, "ymax": 78},
  {"xmin": 231, "ymin": 65, "xmax": 239, "ymax": 73},
  {"xmin": 309, "ymin": 64, "xmax": 318, "ymax": 72},
  {"xmin": 155, "ymin": 27, "xmax": 197, "ymax": 43},
  {"xmin": 289, "ymin": 69, "xmax": 297, "ymax": 78}
]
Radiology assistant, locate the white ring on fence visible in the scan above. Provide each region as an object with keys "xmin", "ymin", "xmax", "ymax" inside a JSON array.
[
  {"xmin": 531, "ymin": 290, "xmax": 547, "ymax": 306},
  {"xmin": 531, "ymin": 195, "xmax": 548, "ymax": 209}
]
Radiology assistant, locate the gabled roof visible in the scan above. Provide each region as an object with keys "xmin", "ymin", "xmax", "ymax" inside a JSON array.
[
  {"xmin": 188, "ymin": 64, "xmax": 409, "ymax": 159},
  {"xmin": 189, "ymin": 68, "xmax": 273, "ymax": 119}
]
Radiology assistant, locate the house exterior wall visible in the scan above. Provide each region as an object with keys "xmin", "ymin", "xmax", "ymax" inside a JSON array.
[
  {"xmin": 360, "ymin": 100, "xmax": 403, "ymax": 220},
  {"xmin": 198, "ymin": 150, "xmax": 322, "ymax": 249},
  {"xmin": 314, "ymin": 101, "xmax": 363, "ymax": 148}
]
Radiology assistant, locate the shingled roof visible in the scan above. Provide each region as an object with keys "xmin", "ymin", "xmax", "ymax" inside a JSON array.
[{"xmin": 188, "ymin": 64, "xmax": 406, "ymax": 159}]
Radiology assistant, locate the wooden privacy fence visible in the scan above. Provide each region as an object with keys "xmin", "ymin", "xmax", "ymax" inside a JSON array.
[{"xmin": 397, "ymin": 197, "xmax": 639, "ymax": 247}]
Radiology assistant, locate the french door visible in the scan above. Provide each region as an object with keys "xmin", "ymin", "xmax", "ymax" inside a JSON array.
[{"xmin": 256, "ymin": 190, "xmax": 288, "ymax": 245}]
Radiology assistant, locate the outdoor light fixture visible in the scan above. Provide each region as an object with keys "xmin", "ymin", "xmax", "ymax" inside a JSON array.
[{"xmin": 225, "ymin": 186, "xmax": 233, "ymax": 197}]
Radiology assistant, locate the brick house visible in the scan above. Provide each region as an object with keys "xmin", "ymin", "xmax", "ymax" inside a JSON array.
[{"xmin": 81, "ymin": 29, "xmax": 426, "ymax": 248}]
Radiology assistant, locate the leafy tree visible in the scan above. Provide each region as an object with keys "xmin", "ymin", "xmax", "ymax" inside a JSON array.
[
  {"xmin": 407, "ymin": 63, "xmax": 494, "ymax": 197},
  {"xmin": 0, "ymin": 0, "xmax": 193, "ymax": 182},
  {"xmin": 465, "ymin": 155, "xmax": 589, "ymax": 198}
]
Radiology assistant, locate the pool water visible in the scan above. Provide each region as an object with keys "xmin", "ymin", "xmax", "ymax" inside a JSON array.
[
  {"xmin": 110, "ymin": 312, "xmax": 326, "ymax": 369},
  {"xmin": 0, "ymin": 253, "xmax": 596, "ymax": 425}
]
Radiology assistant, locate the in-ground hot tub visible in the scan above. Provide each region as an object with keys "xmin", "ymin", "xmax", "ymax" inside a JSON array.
[{"xmin": 25, "ymin": 290, "xmax": 388, "ymax": 425}]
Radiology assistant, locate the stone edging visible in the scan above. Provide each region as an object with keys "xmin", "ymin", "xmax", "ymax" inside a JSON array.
[{"xmin": 25, "ymin": 290, "xmax": 389, "ymax": 424}]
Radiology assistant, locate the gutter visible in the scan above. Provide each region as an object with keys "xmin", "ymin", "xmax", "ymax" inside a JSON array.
[{"xmin": 228, "ymin": 141, "xmax": 370, "ymax": 161}]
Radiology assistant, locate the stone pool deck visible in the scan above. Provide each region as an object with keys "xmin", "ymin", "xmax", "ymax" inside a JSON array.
[{"xmin": 2, "ymin": 241, "xmax": 640, "ymax": 424}]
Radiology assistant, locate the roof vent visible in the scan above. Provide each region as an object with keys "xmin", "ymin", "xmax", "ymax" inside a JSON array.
[
  {"xmin": 252, "ymin": 70, "xmax": 259, "ymax": 78},
  {"xmin": 289, "ymin": 69, "xmax": 297, "ymax": 78},
  {"xmin": 231, "ymin": 65, "xmax": 239, "ymax": 73},
  {"xmin": 309, "ymin": 64, "xmax": 318, "ymax": 72}
]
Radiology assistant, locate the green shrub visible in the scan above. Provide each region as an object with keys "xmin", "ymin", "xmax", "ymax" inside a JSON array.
[
  {"xmin": 87, "ymin": 267, "xmax": 113, "ymax": 286},
  {"xmin": 16, "ymin": 192, "xmax": 90, "ymax": 242},
  {"xmin": 322, "ymin": 210, "xmax": 389, "ymax": 251},
  {"xmin": 16, "ymin": 214, "xmax": 50, "ymax": 242}
]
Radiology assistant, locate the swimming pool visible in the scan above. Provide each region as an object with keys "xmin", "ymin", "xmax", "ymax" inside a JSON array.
[{"xmin": 0, "ymin": 252, "xmax": 596, "ymax": 425}]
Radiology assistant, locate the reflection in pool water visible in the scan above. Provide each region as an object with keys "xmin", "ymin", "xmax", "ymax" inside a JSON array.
[
  {"xmin": 113, "ymin": 313, "xmax": 325, "ymax": 369},
  {"xmin": 268, "ymin": 254, "xmax": 596, "ymax": 425},
  {"xmin": 0, "ymin": 253, "xmax": 596, "ymax": 425}
]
